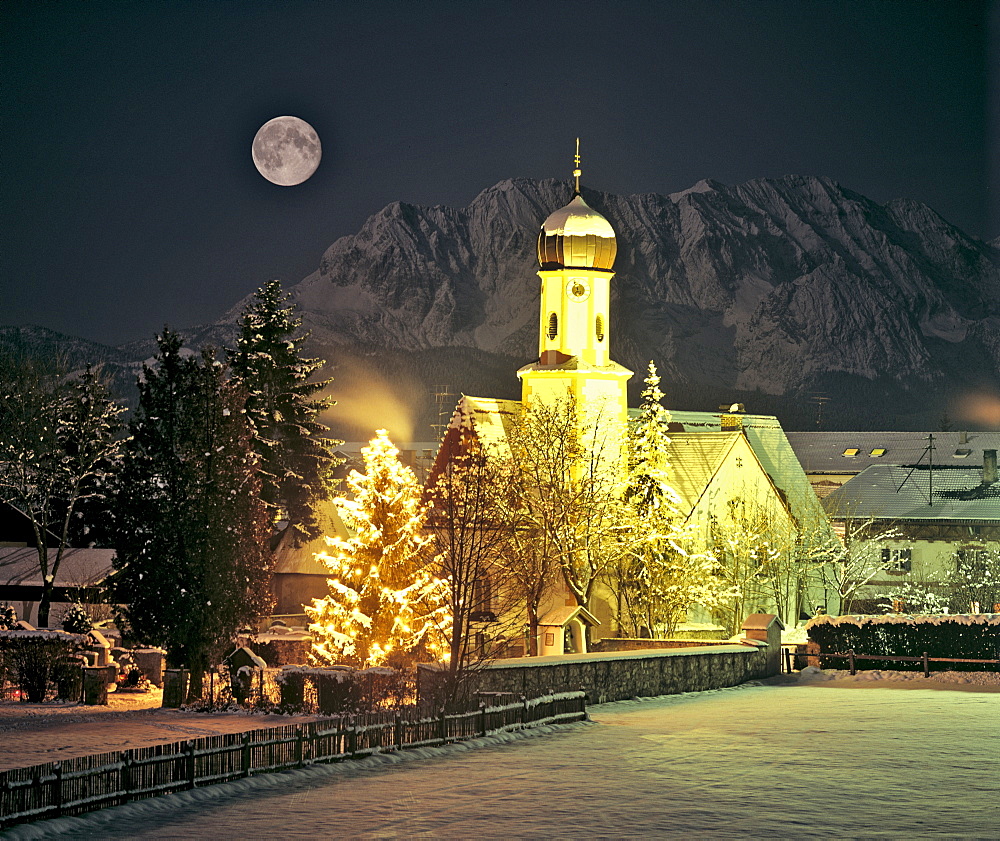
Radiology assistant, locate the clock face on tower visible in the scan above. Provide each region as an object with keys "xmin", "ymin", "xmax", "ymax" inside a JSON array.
[{"xmin": 567, "ymin": 278, "xmax": 591, "ymax": 302}]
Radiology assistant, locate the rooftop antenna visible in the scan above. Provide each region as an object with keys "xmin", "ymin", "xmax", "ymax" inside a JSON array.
[
  {"xmin": 430, "ymin": 384, "xmax": 454, "ymax": 442},
  {"xmin": 810, "ymin": 393, "xmax": 830, "ymax": 429},
  {"xmin": 896, "ymin": 433, "xmax": 935, "ymax": 505},
  {"xmin": 573, "ymin": 137, "xmax": 582, "ymax": 195}
]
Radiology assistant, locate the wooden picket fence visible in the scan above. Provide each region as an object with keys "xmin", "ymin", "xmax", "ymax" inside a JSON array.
[{"xmin": 0, "ymin": 691, "xmax": 586, "ymax": 830}]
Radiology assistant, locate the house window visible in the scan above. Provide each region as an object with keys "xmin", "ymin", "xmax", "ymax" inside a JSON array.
[
  {"xmin": 870, "ymin": 448, "xmax": 886, "ymax": 457},
  {"xmin": 473, "ymin": 575, "xmax": 492, "ymax": 613},
  {"xmin": 842, "ymin": 448, "xmax": 860, "ymax": 458},
  {"xmin": 956, "ymin": 547, "xmax": 988, "ymax": 570},
  {"xmin": 882, "ymin": 547, "xmax": 912, "ymax": 573},
  {"xmin": 596, "ymin": 314, "xmax": 605, "ymax": 342},
  {"xmin": 547, "ymin": 312, "xmax": 558, "ymax": 340}
]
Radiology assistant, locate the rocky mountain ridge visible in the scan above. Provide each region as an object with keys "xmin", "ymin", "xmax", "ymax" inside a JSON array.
[{"xmin": 5, "ymin": 175, "xmax": 999, "ymax": 434}]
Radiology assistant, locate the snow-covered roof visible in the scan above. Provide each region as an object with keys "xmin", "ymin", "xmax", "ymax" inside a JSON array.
[
  {"xmin": 540, "ymin": 195, "xmax": 615, "ymax": 238},
  {"xmin": 786, "ymin": 431, "xmax": 1000, "ymax": 475},
  {"xmin": 0, "ymin": 547, "xmax": 115, "ymax": 587},
  {"xmin": 272, "ymin": 499, "xmax": 350, "ymax": 576},
  {"xmin": 538, "ymin": 604, "xmax": 600, "ymax": 628},
  {"xmin": 822, "ymin": 465, "xmax": 1000, "ymax": 522},
  {"xmin": 665, "ymin": 432, "xmax": 743, "ymax": 515}
]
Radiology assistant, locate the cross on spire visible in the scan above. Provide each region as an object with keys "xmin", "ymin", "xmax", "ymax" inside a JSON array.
[{"xmin": 573, "ymin": 137, "xmax": 582, "ymax": 195}]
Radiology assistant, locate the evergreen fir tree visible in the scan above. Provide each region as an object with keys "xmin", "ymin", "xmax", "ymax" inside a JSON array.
[
  {"xmin": 306, "ymin": 429, "xmax": 450, "ymax": 669},
  {"xmin": 227, "ymin": 280, "xmax": 341, "ymax": 542},
  {"xmin": 111, "ymin": 330, "xmax": 273, "ymax": 697},
  {"xmin": 616, "ymin": 362, "xmax": 726, "ymax": 636}
]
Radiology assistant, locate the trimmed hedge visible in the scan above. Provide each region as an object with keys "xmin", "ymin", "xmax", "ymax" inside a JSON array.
[{"xmin": 806, "ymin": 614, "xmax": 1000, "ymax": 672}]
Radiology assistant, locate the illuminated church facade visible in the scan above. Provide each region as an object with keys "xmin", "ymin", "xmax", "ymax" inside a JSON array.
[{"xmin": 432, "ymin": 152, "xmax": 835, "ymax": 655}]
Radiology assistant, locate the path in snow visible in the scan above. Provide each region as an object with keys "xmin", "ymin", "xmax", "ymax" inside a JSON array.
[{"xmin": 11, "ymin": 678, "xmax": 999, "ymax": 839}]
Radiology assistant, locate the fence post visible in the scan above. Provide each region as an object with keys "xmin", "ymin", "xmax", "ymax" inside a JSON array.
[
  {"xmin": 295, "ymin": 726, "xmax": 304, "ymax": 768},
  {"xmin": 241, "ymin": 731, "xmax": 251, "ymax": 777},
  {"xmin": 923, "ymin": 652, "xmax": 929, "ymax": 678},
  {"xmin": 348, "ymin": 715, "xmax": 358, "ymax": 757},
  {"xmin": 53, "ymin": 762, "xmax": 63, "ymax": 817},
  {"xmin": 394, "ymin": 712, "xmax": 403, "ymax": 751},
  {"xmin": 184, "ymin": 740, "xmax": 196, "ymax": 789},
  {"xmin": 121, "ymin": 751, "xmax": 133, "ymax": 803},
  {"xmin": 848, "ymin": 650, "xmax": 856, "ymax": 676},
  {"xmin": 480, "ymin": 703, "xmax": 488, "ymax": 738},
  {"xmin": 522, "ymin": 695, "xmax": 529, "ymax": 727},
  {"xmin": 438, "ymin": 709, "xmax": 447, "ymax": 746}
]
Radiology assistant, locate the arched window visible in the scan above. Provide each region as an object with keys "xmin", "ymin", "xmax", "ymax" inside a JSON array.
[
  {"xmin": 547, "ymin": 312, "xmax": 558, "ymax": 340},
  {"xmin": 596, "ymin": 314, "xmax": 605, "ymax": 342}
]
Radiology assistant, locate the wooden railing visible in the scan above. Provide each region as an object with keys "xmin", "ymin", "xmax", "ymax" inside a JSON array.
[
  {"xmin": 0, "ymin": 691, "xmax": 587, "ymax": 830},
  {"xmin": 784, "ymin": 647, "xmax": 1000, "ymax": 677}
]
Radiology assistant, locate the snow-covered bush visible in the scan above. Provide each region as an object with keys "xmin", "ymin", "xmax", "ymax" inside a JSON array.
[
  {"xmin": 62, "ymin": 603, "xmax": 94, "ymax": 634},
  {"xmin": 806, "ymin": 613, "xmax": 1000, "ymax": 672}
]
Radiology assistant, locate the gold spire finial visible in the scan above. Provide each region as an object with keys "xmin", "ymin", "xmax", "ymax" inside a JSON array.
[{"xmin": 573, "ymin": 137, "xmax": 582, "ymax": 194}]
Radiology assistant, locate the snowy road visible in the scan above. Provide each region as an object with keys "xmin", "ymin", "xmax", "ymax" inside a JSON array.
[{"xmin": 11, "ymin": 679, "xmax": 1000, "ymax": 839}]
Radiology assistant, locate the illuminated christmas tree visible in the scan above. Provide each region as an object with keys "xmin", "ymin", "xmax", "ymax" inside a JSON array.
[{"xmin": 307, "ymin": 430, "xmax": 451, "ymax": 668}]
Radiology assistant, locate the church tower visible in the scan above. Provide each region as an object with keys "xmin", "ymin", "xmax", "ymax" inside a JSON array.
[{"xmin": 517, "ymin": 143, "xmax": 633, "ymax": 432}]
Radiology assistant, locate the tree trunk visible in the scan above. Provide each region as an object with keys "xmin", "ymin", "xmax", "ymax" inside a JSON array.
[
  {"xmin": 38, "ymin": 579, "xmax": 54, "ymax": 628},
  {"xmin": 527, "ymin": 611, "xmax": 539, "ymax": 656}
]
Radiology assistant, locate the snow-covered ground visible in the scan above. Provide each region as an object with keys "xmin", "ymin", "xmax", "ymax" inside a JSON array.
[{"xmin": 9, "ymin": 672, "xmax": 1000, "ymax": 839}]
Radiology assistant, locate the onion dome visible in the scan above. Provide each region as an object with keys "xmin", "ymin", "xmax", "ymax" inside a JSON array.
[{"xmin": 537, "ymin": 193, "xmax": 617, "ymax": 271}]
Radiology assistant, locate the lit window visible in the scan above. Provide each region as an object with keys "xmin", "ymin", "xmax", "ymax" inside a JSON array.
[
  {"xmin": 842, "ymin": 448, "xmax": 859, "ymax": 458},
  {"xmin": 870, "ymin": 448, "xmax": 886, "ymax": 457}
]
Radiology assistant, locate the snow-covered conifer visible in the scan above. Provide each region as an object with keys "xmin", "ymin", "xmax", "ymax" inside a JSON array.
[
  {"xmin": 111, "ymin": 329, "xmax": 273, "ymax": 698},
  {"xmin": 615, "ymin": 362, "xmax": 727, "ymax": 637},
  {"xmin": 307, "ymin": 429, "xmax": 450, "ymax": 669},
  {"xmin": 227, "ymin": 280, "xmax": 341, "ymax": 542}
]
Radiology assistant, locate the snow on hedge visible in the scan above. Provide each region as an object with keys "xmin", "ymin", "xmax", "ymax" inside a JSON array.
[{"xmin": 806, "ymin": 613, "xmax": 1000, "ymax": 630}]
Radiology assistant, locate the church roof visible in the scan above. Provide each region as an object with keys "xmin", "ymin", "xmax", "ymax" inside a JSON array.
[
  {"xmin": 445, "ymin": 396, "xmax": 833, "ymax": 543},
  {"xmin": 540, "ymin": 194, "xmax": 615, "ymax": 239},
  {"xmin": 646, "ymin": 408, "xmax": 832, "ymax": 535},
  {"xmin": 665, "ymin": 432, "xmax": 744, "ymax": 515},
  {"xmin": 537, "ymin": 193, "xmax": 617, "ymax": 271}
]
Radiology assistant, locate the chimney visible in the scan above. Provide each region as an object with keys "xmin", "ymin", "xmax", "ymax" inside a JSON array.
[{"xmin": 984, "ymin": 449, "xmax": 998, "ymax": 485}]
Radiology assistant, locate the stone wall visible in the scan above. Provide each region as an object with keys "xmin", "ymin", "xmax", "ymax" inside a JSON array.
[
  {"xmin": 590, "ymin": 638, "xmax": 732, "ymax": 652},
  {"xmin": 418, "ymin": 643, "xmax": 770, "ymax": 707}
]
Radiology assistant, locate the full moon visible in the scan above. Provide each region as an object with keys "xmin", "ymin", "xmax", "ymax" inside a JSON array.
[{"xmin": 252, "ymin": 116, "xmax": 321, "ymax": 186}]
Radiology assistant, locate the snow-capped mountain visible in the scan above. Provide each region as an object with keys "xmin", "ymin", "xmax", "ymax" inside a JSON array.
[{"xmin": 6, "ymin": 176, "xmax": 1000, "ymax": 434}]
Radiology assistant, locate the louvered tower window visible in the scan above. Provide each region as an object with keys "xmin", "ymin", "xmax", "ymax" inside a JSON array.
[
  {"xmin": 547, "ymin": 312, "xmax": 558, "ymax": 340},
  {"xmin": 596, "ymin": 314, "xmax": 605, "ymax": 342}
]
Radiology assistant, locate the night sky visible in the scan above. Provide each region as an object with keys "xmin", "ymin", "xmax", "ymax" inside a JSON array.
[{"xmin": 2, "ymin": 0, "xmax": 994, "ymax": 347}]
